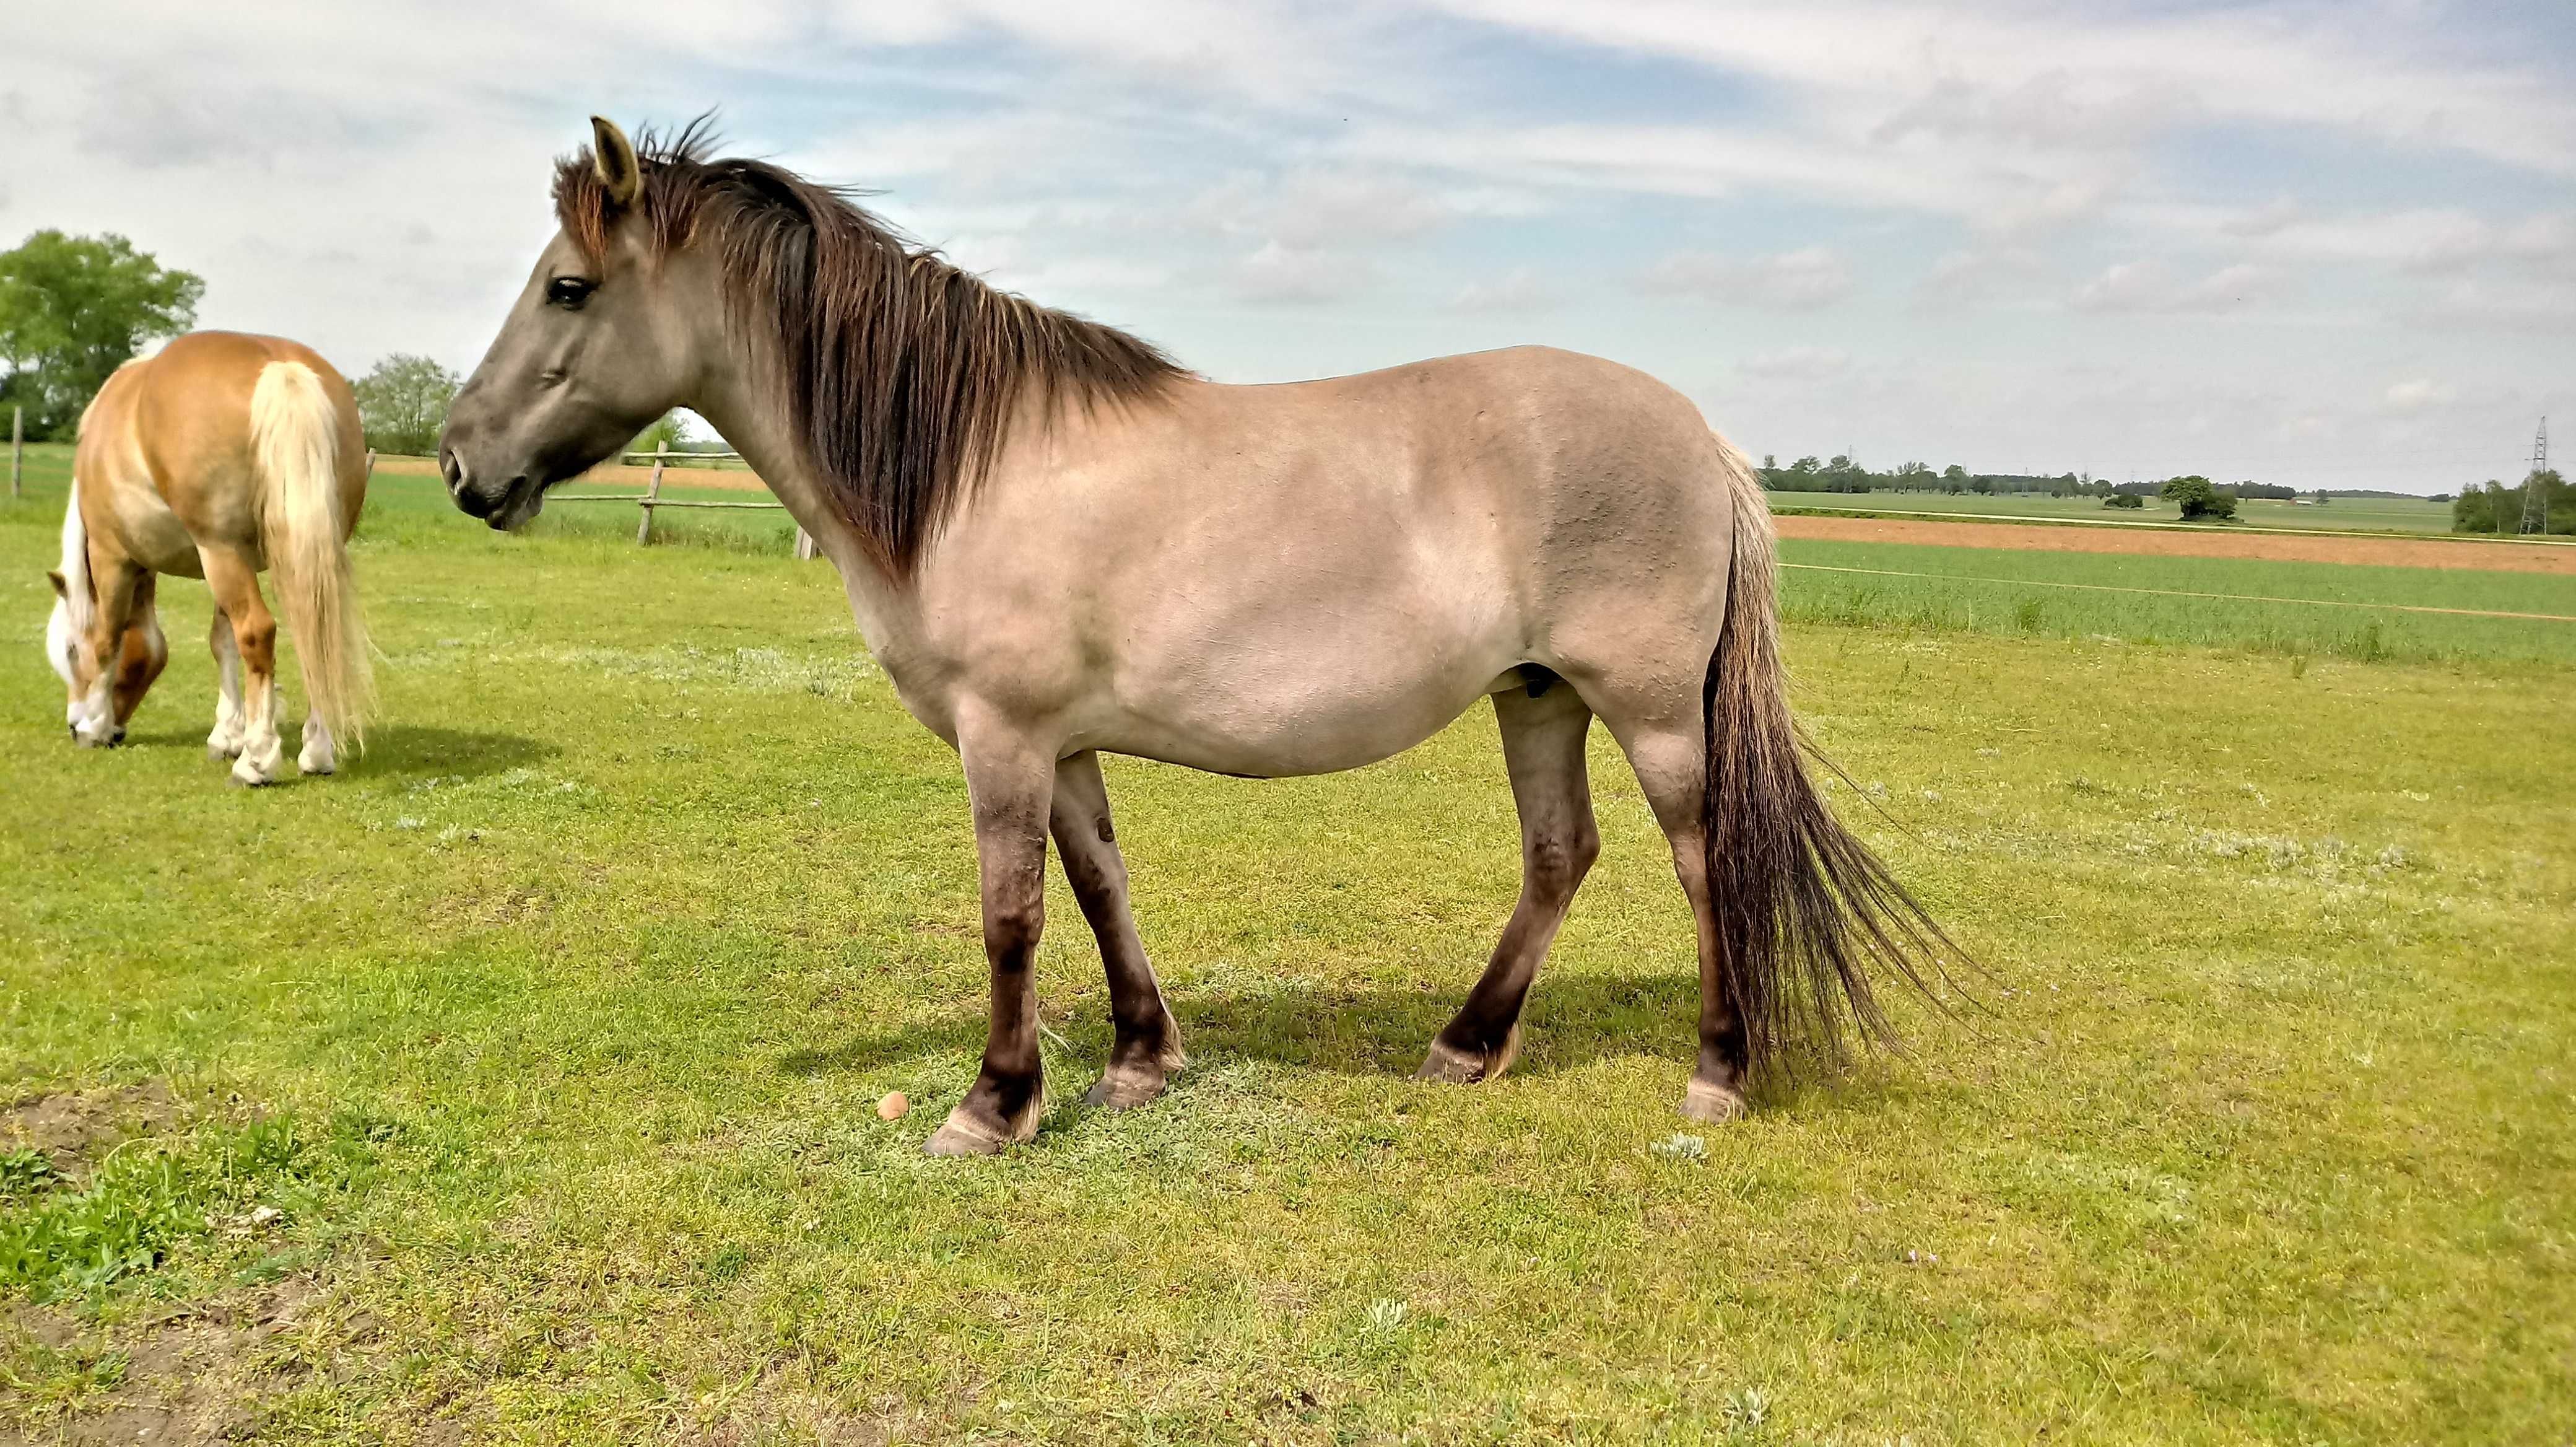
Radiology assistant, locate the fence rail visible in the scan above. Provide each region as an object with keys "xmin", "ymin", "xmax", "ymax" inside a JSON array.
[{"xmin": 542, "ymin": 442, "xmax": 816, "ymax": 556}]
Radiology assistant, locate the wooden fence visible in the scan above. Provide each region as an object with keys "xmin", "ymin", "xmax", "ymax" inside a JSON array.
[{"xmin": 544, "ymin": 442, "xmax": 816, "ymax": 557}]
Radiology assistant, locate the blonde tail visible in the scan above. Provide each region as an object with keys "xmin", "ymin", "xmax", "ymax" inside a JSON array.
[{"xmin": 251, "ymin": 361, "xmax": 373, "ymax": 750}]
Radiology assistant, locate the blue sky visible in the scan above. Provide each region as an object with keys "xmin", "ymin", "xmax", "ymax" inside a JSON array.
[{"xmin": 11, "ymin": 1, "xmax": 2572, "ymax": 491}]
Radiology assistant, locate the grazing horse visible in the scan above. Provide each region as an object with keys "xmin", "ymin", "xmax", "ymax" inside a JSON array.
[
  {"xmin": 440, "ymin": 119, "xmax": 1955, "ymax": 1155},
  {"xmin": 46, "ymin": 331, "xmax": 373, "ymax": 785}
]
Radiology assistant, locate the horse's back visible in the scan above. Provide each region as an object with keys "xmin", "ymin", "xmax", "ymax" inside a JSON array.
[
  {"xmin": 95, "ymin": 333, "xmax": 367, "ymax": 564},
  {"xmin": 928, "ymin": 344, "xmax": 1747, "ymax": 774}
]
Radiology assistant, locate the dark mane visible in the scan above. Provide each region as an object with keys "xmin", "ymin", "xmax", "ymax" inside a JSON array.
[{"xmin": 554, "ymin": 120, "xmax": 1185, "ymax": 578}]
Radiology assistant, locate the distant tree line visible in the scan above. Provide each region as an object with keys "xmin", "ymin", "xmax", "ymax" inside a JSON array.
[
  {"xmin": 2452, "ymin": 471, "xmax": 2574, "ymax": 536},
  {"xmin": 1757, "ymin": 454, "xmax": 2297, "ymax": 511}
]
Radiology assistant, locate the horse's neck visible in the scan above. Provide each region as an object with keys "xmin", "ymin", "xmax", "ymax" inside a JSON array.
[{"xmin": 689, "ymin": 369, "xmax": 913, "ymax": 656}]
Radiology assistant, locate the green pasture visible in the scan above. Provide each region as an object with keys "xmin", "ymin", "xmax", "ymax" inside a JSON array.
[
  {"xmin": 1769, "ymin": 490, "xmax": 2461, "ymax": 536},
  {"xmin": 3, "ymin": 451, "xmax": 2572, "ymax": 1443}
]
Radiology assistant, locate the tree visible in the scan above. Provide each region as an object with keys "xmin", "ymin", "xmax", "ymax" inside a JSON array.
[
  {"xmin": 350, "ymin": 354, "xmax": 461, "ymax": 457},
  {"xmin": 630, "ymin": 409, "xmax": 692, "ymax": 457},
  {"xmin": 2105, "ymin": 492, "xmax": 2144, "ymax": 510},
  {"xmin": 0, "ymin": 230, "xmax": 204, "ymax": 439},
  {"xmin": 2160, "ymin": 474, "xmax": 2237, "ymax": 521},
  {"xmin": 2453, "ymin": 481, "xmax": 2502, "ymax": 533}
]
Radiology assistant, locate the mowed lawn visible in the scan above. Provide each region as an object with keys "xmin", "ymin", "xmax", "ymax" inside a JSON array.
[{"xmin": 2, "ymin": 461, "xmax": 2572, "ymax": 1444}]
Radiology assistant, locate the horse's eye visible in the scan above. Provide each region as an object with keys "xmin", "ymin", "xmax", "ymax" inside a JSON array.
[{"xmin": 547, "ymin": 276, "xmax": 596, "ymax": 309}]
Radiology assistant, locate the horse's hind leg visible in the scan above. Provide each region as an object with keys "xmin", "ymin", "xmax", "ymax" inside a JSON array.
[
  {"xmin": 200, "ymin": 546, "xmax": 285, "ymax": 786},
  {"xmin": 298, "ymin": 712, "xmax": 337, "ymax": 776},
  {"xmin": 1604, "ymin": 717, "xmax": 1751, "ymax": 1122},
  {"xmin": 1419, "ymin": 676, "xmax": 1599, "ymax": 1084},
  {"xmin": 206, "ymin": 606, "xmax": 246, "ymax": 760},
  {"xmin": 1050, "ymin": 751, "xmax": 1184, "ymax": 1109},
  {"xmin": 110, "ymin": 574, "xmax": 168, "ymax": 733}
]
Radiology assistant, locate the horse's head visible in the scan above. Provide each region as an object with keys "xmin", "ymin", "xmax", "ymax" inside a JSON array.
[{"xmin": 440, "ymin": 118, "xmax": 706, "ymax": 531}]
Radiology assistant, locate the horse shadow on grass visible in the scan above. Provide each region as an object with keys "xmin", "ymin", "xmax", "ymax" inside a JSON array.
[
  {"xmin": 118, "ymin": 723, "xmax": 556, "ymax": 783},
  {"xmin": 777, "ymin": 969, "xmax": 1701, "ymax": 1083}
]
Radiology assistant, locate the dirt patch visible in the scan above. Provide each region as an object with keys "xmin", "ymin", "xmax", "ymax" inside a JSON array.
[
  {"xmin": 1773, "ymin": 513, "xmax": 2576, "ymax": 576},
  {"xmin": 2, "ymin": 1282, "xmax": 326, "ymax": 1446},
  {"xmin": 2, "ymin": 1083, "xmax": 182, "ymax": 1173}
]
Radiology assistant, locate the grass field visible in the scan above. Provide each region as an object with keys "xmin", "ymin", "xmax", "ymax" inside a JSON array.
[
  {"xmin": 1769, "ymin": 491, "xmax": 2459, "ymax": 536},
  {"xmin": 4, "ymin": 449, "xmax": 2572, "ymax": 1443}
]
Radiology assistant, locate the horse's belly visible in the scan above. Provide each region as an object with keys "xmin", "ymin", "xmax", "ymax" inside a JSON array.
[
  {"xmin": 109, "ymin": 483, "xmax": 202, "ymax": 576},
  {"xmin": 1090, "ymin": 621, "xmax": 1517, "ymax": 777}
]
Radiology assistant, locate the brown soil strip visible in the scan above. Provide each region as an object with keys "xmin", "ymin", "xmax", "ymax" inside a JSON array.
[
  {"xmin": 1774, "ymin": 513, "xmax": 2576, "ymax": 576},
  {"xmin": 370, "ymin": 454, "xmax": 766, "ymax": 492}
]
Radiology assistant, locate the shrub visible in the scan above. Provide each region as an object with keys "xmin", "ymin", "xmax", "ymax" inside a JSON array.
[{"xmin": 2105, "ymin": 493, "xmax": 2144, "ymax": 510}]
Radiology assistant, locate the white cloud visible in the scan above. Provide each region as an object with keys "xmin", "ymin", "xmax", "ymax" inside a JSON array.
[
  {"xmin": 2071, "ymin": 261, "xmax": 2282, "ymax": 314},
  {"xmin": 1917, "ymin": 247, "xmax": 2048, "ymax": 305},
  {"xmin": 1232, "ymin": 240, "xmax": 1372, "ymax": 304},
  {"xmin": 1411, "ymin": 0, "xmax": 2576, "ymax": 178},
  {"xmin": 1638, "ymin": 247, "xmax": 1856, "ymax": 310},
  {"xmin": 2383, "ymin": 378, "xmax": 2456, "ymax": 414},
  {"xmin": 1737, "ymin": 346, "xmax": 1853, "ymax": 382},
  {"xmin": 1446, "ymin": 266, "xmax": 1557, "ymax": 313},
  {"xmin": 1181, "ymin": 170, "xmax": 1453, "ymax": 248}
]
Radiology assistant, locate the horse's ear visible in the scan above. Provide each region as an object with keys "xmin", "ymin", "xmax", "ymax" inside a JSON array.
[
  {"xmin": 591, "ymin": 116, "xmax": 642, "ymax": 210},
  {"xmin": 46, "ymin": 569, "xmax": 65, "ymax": 600}
]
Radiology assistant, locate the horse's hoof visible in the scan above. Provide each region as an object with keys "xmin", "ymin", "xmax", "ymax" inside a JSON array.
[
  {"xmin": 1416, "ymin": 1024, "xmax": 1520, "ymax": 1084},
  {"xmin": 1084, "ymin": 1064, "xmax": 1168, "ymax": 1110},
  {"xmin": 922, "ymin": 1101, "xmax": 1037, "ymax": 1157},
  {"xmin": 300, "ymin": 761, "xmax": 335, "ymax": 777},
  {"xmin": 207, "ymin": 743, "xmax": 235, "ymax": 761},
  {"xmin": 228, "ymin": 765, "xmax": 276, "ymax": 789},
  {"xmin": 1679, "ymin": 1079, "xmax": 1747, "ymax": 1123}
]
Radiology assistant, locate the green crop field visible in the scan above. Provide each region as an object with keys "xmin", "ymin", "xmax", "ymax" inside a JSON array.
[
  {"xmin": 1769, "ymin": 490, "xmax": 2461, "ymax": 535},
  {"xmin": 1775, "ymin": 538, "xmax": 2576, "ymax": 667},
  {"xmin": 4, "ymin": 460, "xmax": 2571, "ymax": 1444}
]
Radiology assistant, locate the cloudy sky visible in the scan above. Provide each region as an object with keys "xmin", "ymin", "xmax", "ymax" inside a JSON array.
[{"xmin": 11, "ymin": 1, "xmax": 2571, "ymax": 491}]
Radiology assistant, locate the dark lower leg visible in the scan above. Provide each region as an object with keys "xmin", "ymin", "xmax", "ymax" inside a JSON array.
[
  {"xmin": 1050, "ymin": 752, "xmax": 1181, "ymax": 1108},
  {"xmin": 1677, "ymin": 841, "xmax": 1751, "ymax": 1119},
  {"xmin": 1612, "ymin": 722, "xmax": 1751, "ymax": 1121},
  {"xmin": 1422, "ymin": 684, "xmax": 1596, "ymax": 1083},
  {"xmin": 926, "ymin": 738, "xmax": 1056, "ymax": 1156}
]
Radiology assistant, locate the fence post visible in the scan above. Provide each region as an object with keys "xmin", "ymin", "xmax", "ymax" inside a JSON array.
[
  {"xmin": 794, "ymin": 527, "xmax": 817, "ymax": 561},
  {"xmin": 637, "ymin": 441, "xmax": 667, "ymax": 546},
  {"xmin": 363, "ymin": 448, "xmax": 376, "ymax": 481},
  {"xmin": 9, "ymin": 406, "xmax": 19, "ymax": 500}
]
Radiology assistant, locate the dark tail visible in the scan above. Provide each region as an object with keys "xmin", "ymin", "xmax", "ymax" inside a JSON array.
[{"xmin": 1702, "ymin": 441, "xmax": 1959, "ymax": 1080}]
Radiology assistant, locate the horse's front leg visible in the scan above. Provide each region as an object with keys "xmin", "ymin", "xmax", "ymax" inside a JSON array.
[
  {"xmin": 925, "ymin": 727, "xmax": 1058, "ymax": 1156},
  {"xmin": 1050, "ymin": 751, "xmax": 1183, "ymax": 1108}
]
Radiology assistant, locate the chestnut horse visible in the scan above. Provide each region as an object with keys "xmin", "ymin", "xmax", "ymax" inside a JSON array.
[
  {"xmin": 440, "ymin": 119, "xmax": 1954, "ymax": 1153},
  {"xmin": 47, "ymin": 331, "xmax": 373, "ymax": 785}
]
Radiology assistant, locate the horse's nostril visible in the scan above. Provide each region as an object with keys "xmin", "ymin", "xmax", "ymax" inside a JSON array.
[{"xmin": 440, "ymin": 448, "xmax": 466, "ymax": 496}]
